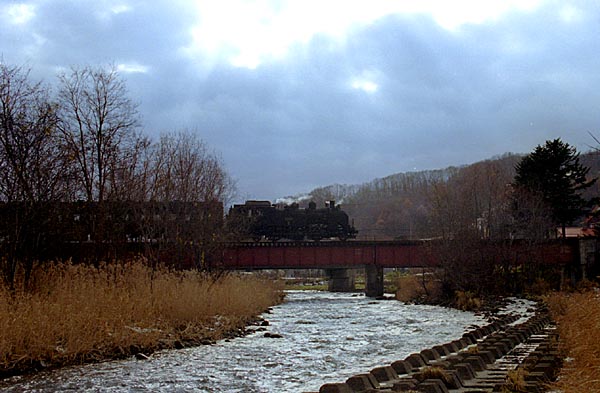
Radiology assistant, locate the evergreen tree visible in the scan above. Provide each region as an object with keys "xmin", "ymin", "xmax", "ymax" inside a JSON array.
[{"xmin": 513, "ymin": 138, "xmax": 596, "ymax": 238}]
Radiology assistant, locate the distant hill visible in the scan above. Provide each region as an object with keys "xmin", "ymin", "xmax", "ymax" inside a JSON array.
[
  {"xmin": 278, "ymin": 150, "xmax": 599, "ymax": 240},
  {"xmin": 580, "ymin": 150, "xmax": 600, "ymax": 199},
  {"xmin": 279, "ymin": 153, "xmax": 522, "ymax": 239}
]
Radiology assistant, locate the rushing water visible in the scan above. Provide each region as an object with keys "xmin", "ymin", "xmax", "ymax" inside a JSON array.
[{"xmin": 0, "ymin": 291, "xmax": 488, "ymax": 392}]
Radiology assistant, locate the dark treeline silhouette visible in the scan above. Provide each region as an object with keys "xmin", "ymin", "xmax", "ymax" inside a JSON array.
[{"xmin": 0, "ymin": 63, "xmax": 234, "ymax": 286}]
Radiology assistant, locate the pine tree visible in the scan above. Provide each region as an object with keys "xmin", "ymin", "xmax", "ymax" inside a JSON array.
[{"xmin": 514, "ymin": 138, "xmax": 596, "ymax": 238}]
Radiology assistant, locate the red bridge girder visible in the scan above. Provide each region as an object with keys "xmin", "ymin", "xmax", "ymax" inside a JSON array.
[
  {"xmin": 216, "ymin": 239, "xmax": 579, "ymax": 270},
  {"xmin": 218, "ymin": 240, "xmax": 439, "ymax": 270}
]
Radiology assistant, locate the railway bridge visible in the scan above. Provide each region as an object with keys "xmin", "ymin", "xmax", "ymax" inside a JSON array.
[{"xmin": 217, "ymin": 239, "xmax": 580, "ymax": 297}]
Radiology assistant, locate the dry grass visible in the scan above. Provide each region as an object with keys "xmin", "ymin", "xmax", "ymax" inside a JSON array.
[
  {"xmin": 395, "ymin": 272, "xmax": 442, "ymax": 303},
  {"xmin": 546, "ymin": 290, "xmax": 600, "ymax": 393},
  {"xmin": 420, "ymin": 366, "xmax": 453, "ymax": 385},
  {"xmin": 467, "ymin": 345, "xmax": 479, "ymax": 353},
  {"xmin": 454, "ymin": 290, "xmax": 482, "ymax": 311},
  {"xmin": 502, "ymin": 368, "xmax": 528, "ymax": 393},
  {"xmin": 0, "ymin": 259, "xmax": 283, "ymax": 376}
]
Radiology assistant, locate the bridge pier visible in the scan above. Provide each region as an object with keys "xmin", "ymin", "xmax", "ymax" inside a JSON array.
[
  {"xmin": 365, "ymin": 265, "xmax": 384, "ymax": 297},
  {"xmin": 326, "ymin": 268, "xmax": 355, "ymax": 292}
]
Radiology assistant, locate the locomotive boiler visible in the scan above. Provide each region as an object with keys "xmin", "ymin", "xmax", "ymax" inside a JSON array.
[{"xmin": 228, "ymin": 200, "xmax": 357, "ymax": 241}]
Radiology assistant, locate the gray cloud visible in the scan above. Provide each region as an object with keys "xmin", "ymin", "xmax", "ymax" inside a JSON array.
[{"xmin": 2, "ymin": 0, "xmax": 600, "ymax": 200}]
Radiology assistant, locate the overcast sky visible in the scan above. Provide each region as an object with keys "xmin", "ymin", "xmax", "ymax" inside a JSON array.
[{"xmin": 2, "ymin": 0, "xmax": 599, "ymax": 201}]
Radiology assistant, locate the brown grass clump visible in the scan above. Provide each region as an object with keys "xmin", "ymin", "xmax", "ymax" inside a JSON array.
[
  {"xmin": 395, "ymin": 272, "xmax": 442, "ymax": 303},
  {"xmin": 502, "ymin": 368, "xmax": 528, "ymax": 393},
  {"xmin": 467, "ymin": 345, "xmax": 479, "ymax": 353},
  {"xmin": 0, "ymin": 259, "xmax": 283, "ymax": 377},
  {"xmin": 419, "ymin": 366, "xmax": 453, "ymax": 385},
  {"xmin": 454, "ymin": 290, "xmax": 482, "ymax": 311},
  {"xmin": 546, "ymin": 290, "xmax": 600, "ymax": 393}
]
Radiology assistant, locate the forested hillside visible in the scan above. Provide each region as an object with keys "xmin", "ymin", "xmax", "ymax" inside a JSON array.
[
  {"xmin": 288, "ymin": 151, "xmax": 599, "ymax": 240},
  {"xmin": 580, "ymin": 151, "xmax": 600, "ymax": 199}
]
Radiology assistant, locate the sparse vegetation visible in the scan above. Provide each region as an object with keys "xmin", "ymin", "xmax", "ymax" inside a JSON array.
[
  {"xmin": 546, "ymin": 290, "xmax": 600, "ymax": 393},
  {"xmin": 467, "ymin": 345, "xmax": 479, "ymax": 354},
  {"xmin": 502, "ymin": 368, "xmax": 528, "ymax": 392},
  {"xmin": 284, "ymin": 283, "xmax": 328, "ymax": 291},
  {"xmin": 394, "ymin": 271, "xmax": 442, "ymax": 303},
  {"xmin": 283, "ymin": 278, "xmax": 328, "ymax": 291},
  {"xmin": 419, "ymin": 366, "xmax": 453, "ymax": 385},
  {"xmin": 454, "ymin": 290, "xmax": 482, "ymax": 311},
  {"xmin": 394, "ymin": 272, "xmax": 486, "ymax": 310},
  {"xmin": 0, "ymin": 258, "xmax": 283, "ymax": 377}
]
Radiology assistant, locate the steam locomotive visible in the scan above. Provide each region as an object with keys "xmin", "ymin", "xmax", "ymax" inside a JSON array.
[{"xmin": 228, "ymin": 200, "xmax": 357, "ymax": 241}]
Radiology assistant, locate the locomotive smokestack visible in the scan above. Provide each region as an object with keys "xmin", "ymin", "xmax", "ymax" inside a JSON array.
[{"xmin": 329, "ymin": 200, "xmax": 336, "ymax": 210}]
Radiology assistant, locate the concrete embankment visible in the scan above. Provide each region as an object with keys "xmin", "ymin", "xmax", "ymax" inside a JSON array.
[{"xmin": 313, "ymin": 304, "xmax": 560, "ymax": 393}]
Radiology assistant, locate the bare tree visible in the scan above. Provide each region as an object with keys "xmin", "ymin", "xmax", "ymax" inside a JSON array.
[
  {"xmin": 0, "ymin": 63, "xmax": 236, "ymax": 272},
  {"xmin": 57, "ymin": 65, "xmax": 139, "ymax": 203},
  {"xmin": 148, "ymin": 131, "xmax": 232, "ymax": 203},
  {"xmin": 135, "ymin": 130, "xmax": 234, "ymax": 268},
  {"xmin": 0, "ymin": 63, "xmax": 71, "ymax": 284},
  {"xmin": 0, "ymin": 64, "xmax": 69, "ymax": 202},
  {"xmin": 106, "ymin": 133, "xmax": 152, "ymax": 201},
  {"xmin": 509, "ymin": 186, "xmax": 555, "ymax": 240},
  {"xmin": 55, "ymin": 65, "xmax": 142, "ymax": 257}
]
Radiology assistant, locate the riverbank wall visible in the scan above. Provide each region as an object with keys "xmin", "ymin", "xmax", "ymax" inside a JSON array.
[{"xmin": 313, "ymin": 303, "xmax": 559, "ymax": 393}]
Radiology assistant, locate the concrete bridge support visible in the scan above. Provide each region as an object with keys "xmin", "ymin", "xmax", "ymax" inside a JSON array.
[
  {"xmin": 365, "ymin": 265, "xmax": 384, "ymax": 297},
  {"xmin": 326, "ymin": 268, "xmax": 355, "ymax": 292}
]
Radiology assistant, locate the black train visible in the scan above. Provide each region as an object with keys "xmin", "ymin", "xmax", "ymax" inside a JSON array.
[{"xmin": 228, "ymin": 200, "xmax": 358, "ymax": 241}]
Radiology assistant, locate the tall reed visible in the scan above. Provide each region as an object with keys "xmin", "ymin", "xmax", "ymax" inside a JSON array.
[
  {"xmin": 0, "ymin": 259, "xmax": 283, "ymax": 376},
  {"xmin": 546, "ymin": 290, "xmax": 600, "ymax": 392}
]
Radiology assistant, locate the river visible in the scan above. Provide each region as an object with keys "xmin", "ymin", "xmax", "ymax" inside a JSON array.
[{"xmin": 0, "ymin": 291, "xmax": 489, "ymax": 392}]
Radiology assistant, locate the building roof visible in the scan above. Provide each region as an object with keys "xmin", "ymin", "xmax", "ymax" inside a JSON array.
[{"xmin": 562, "ymin": 227, "xmax": 596, "ymax": 238}]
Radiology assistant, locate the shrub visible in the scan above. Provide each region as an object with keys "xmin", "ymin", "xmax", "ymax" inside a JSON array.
[
  {"xmin": 395, "ymin": 271, "xmax": 442, "ymax": 304},
  {"xmin": 454, "ymin": 290, "xmax": 481, "ymax": 311}
]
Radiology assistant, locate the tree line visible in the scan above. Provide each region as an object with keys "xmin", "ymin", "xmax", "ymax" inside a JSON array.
[
  {"xmin": 307, "ymin": 139, "xmax": 597, "ymax": 296},
  {"xmin": 309, "ymin": 142, "xmax": 595, "ymax": 242},
  {"xmin": 0, "ymin": 63, "xmax": 234, "ymax": 285}
]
